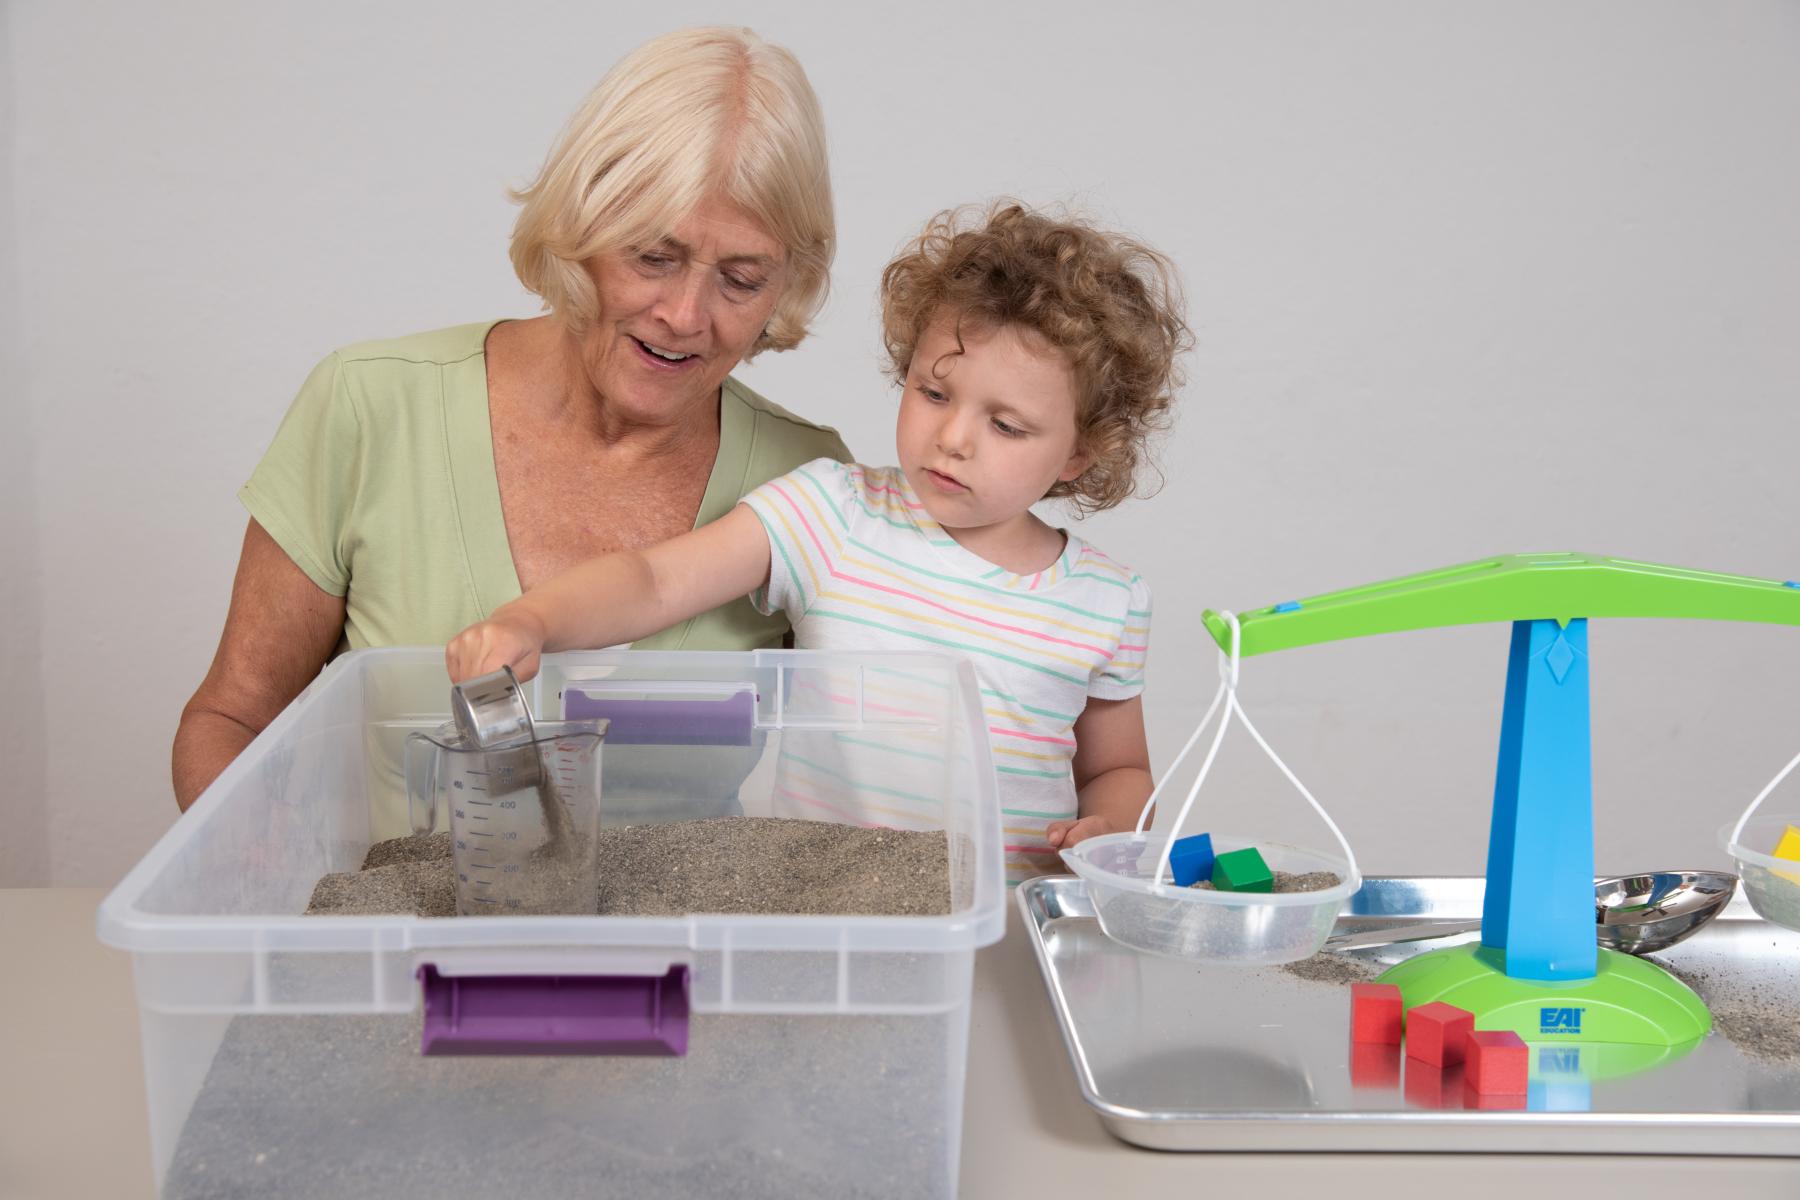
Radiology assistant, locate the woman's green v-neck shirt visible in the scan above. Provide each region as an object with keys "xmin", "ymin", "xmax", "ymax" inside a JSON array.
[{"xmin": 240, "ymin": 321, "xmax": 853, "ymax": 653}]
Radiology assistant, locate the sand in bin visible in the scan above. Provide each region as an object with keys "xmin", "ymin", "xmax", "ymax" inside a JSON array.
[
  {"xmin": 592, "ymin": 816, "xmax": 952, "ymax": 917},
  {"xmin": 306, "ymin": 816, "xmax": 951, "ymax": 917},
  {"xmin": 305, "ymin": 832, "xmax": 456, "ymax": 917},
  {"xmin": 168, "ymin": 816, "xmax": 960, "ymax": 1199},
  {"xmin": 162, "ymin": 1008, "xmax": 953, "ymax": 1200}
]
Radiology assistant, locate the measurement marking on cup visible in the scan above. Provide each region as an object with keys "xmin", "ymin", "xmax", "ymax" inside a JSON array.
[
  {"xmin": 468, "ymin": 799, "xmax": 493, "ymax": 806},
  {"xmin": 467, "ymin": 830, "xmax": 493, "ymax": 837}
]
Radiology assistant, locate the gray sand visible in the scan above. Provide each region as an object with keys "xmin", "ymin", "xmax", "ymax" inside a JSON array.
[
  {"xmin": 592, "ymin": 816, "xmax": 952, "ymax": 917},
  {"xmin": 304, "ymin": 853, "xmax": 457, "ymax": 917},
  {"xmin": 164, "ymin": 1009, "xmax": 952, "ymax": 1200},
  {"xmin": 167, "ymin": 816, "xmax": 960, "ymax": 1199},
  {"xmin": 1652, "ymin": 958, "xmax": 1800, "ymax": 1065},
  {"xmin": 305, "ymin": 816, "xmax": 952, "ymax": 918},
  {"xmin": 1191, "ymin": 870, "xmax": 1343, "ymax": 894},
  {"xmin": 1279, "ymin": 951, "xmax": 1387, "ymax": 985},
  {"xmin": 360, "ymin": 830, "xmax": 452, "ymax": 868}
]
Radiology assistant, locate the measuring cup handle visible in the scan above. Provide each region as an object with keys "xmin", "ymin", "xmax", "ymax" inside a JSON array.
[{"xmin": 404, "ymin": 732, "xmax": 441, "ymax": 836}]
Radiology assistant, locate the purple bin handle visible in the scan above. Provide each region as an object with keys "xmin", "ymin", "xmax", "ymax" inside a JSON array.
[
  {"xmin": 561, "ymin": 690, "xmax": 756, "ymax": 746},
  {"xmin": 416, "ymin": 963, "xmax": 690, "ymax": 1057}
]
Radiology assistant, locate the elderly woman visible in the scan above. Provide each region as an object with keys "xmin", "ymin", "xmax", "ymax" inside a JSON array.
[{"xmin": 172, "ymin": 27, "xmax": 850, "ymax": 811}]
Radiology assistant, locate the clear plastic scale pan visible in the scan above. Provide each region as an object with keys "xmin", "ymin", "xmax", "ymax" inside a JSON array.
[{"xmin": 1061, "ymin": 831, "xmax": 1359, "ymax": 965}]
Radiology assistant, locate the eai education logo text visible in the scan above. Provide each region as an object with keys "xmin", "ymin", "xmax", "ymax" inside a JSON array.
[{"xmin": 1540, "ymin": 1006, "xmax": 1584, "ymax": 1035}]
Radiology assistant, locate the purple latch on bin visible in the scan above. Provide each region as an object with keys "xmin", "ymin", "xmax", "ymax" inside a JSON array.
[
  {"xmin": 416, "ymin": 963, "xmax": 690, "ymax": 1057},
  {"xmin": 561, "ymin": 689, "xmax": 756, "ymax": 746}
]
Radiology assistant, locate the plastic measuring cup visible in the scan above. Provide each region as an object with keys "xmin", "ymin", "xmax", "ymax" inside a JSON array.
[{"xmin": 405, "ymin": 719, "xmax": 606, "ymax": 915}]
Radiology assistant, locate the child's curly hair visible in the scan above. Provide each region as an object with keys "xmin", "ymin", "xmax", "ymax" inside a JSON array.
[{"xmin": 880, "ymin": 202, "xmax": 1192, "ymax": 514}]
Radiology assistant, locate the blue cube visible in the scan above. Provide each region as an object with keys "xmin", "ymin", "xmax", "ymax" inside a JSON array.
[{"xmin": 1169, "ymin": 833, "xmax": 1216, "ymax": 887}]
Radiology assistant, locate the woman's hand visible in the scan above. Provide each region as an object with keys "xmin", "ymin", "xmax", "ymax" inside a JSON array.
[{"xmin": 446, "ymin": 608, "xmax": 550, "ymax": 683}]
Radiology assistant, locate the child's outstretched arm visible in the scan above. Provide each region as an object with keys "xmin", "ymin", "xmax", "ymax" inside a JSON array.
[
  {"xmin": 1047, "ymin": 696, "xmax": 1154, "ymax": 849},
  {"xmin": 446, "ymin": 505, "xmax": 772, "ymax": 683}
]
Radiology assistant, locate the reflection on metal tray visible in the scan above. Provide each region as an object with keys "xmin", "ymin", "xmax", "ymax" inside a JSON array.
[{"xmin": 1019, "ymin": 874, "xmax": 1800, "ymax": 1154}]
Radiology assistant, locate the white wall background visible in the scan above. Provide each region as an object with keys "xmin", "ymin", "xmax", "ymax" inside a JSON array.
[{"xmin": 4, "ymin": 0, "xmax": 1797, "ymax": 888}]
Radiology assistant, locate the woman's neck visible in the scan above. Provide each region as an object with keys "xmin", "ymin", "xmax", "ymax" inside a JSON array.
[{"xmin": 495, "ymin": 316, "xmax": 721, "ymax": 458}]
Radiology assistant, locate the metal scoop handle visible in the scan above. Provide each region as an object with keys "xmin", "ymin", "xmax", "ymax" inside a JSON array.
[{"xmin": 1322, "ymin": 920, "xmax": 1481, "ymax": 953}]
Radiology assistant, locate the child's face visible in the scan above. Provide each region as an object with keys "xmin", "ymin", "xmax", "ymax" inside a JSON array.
[{"xmin": 896, "ymin": 316, "xmax": 1089, "ymax": 536}]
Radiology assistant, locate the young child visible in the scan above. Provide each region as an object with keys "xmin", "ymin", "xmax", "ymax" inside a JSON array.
[{"xmin": 448, "ymin": 202, "xmax": 1190, "ymax": 882}]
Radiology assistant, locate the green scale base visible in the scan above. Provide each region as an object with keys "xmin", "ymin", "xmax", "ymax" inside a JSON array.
[{"xmin": 1378, "ymin": 943, "xmax": 1711, "ymax": 1051}]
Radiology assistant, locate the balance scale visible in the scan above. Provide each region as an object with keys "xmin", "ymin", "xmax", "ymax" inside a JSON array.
[{"xmin": 1201, "ymin": 552, "xmax": 1800, "ymax": 1052}]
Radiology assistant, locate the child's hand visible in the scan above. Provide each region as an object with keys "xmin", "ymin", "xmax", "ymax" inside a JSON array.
[
  {"xmin": 446, "ymin": 610, "xmax": 549, "ymax": 684},
  {"xmin": 1045, "ymin": 815, "xmax": 1120, "ymax": 849}
]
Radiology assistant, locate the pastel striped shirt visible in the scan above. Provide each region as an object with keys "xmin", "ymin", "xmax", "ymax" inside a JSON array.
[{"xmin": 741, "ymin": 459, "xmax": 1152, "ymax": 884}]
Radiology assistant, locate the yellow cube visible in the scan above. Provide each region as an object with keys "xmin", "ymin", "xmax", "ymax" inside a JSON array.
[{"xmin": 1772, "ymin": 823, "xmax": 1800, "ymax": 885}]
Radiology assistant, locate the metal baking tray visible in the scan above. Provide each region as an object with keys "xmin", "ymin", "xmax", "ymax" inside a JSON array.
[{"xmin": 1019, "ymin": 874, "xmax": 1800, "ymax": 1154}]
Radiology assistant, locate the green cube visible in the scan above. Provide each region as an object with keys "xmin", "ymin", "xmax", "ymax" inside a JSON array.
[{"xmin": 1211, "ymin": 847, "xmax": 1273, "ymax": 893}]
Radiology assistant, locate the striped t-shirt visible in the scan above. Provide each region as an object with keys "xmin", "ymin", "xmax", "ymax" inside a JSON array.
[{"xmin": 741, "ymin": 458, "xmax": 1152, "ymax": 884}]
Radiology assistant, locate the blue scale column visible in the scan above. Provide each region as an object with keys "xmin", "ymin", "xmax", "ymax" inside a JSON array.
[{"xmin": 1481, "ymin": 618, "xmax": 1597, "ymax": 981}]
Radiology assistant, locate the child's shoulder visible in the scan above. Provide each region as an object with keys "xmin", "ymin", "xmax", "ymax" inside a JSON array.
[
  {"xmin": 753, "ymin": 459, "xmax": 918, "ymax": 528},
  {"xmin": 1061, "ymin": 534, "xmax": 1153, "ymax": 607},
  {"xmin": 816, "ymin": 462, "xmax": 925, "ymax": 528},
  {"xmin": 757, "ymin": 455, "xmax": 856, "ymax": 496}
]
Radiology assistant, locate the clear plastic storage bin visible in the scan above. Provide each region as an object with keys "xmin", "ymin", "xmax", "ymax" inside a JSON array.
[{"xmin": 98, "ymin": 648, "xmax": 1004, "ymax": 1200}]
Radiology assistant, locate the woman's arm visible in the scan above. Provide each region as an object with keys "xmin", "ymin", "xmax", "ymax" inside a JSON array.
[
  {"xmin": 447, "ymin": 504, "xmax": 773, "ymax": 682},
  {"xmin": 171, "ymin": 519, "xmax": 347, "ymax": 811},
  {"xmin": 1046, "ymin": 695, "xmax": 1154, "ymax": 849}
]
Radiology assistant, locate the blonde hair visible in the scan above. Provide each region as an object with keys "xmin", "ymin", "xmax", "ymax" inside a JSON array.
[
  {"xmin": 880, "ymin": 203, "xmax": 1192, "ymax": 514},
  {"xmin": 510, "ymin": 27, "xmax": 834, "ymax": 356}
]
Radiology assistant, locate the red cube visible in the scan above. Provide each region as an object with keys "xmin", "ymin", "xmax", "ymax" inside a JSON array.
[
  {"xmin": 1465, "ymin": 1029, "xmax": 1529, "ymax": 1094},
  {"xmin": 1350, "ymin": 982, "xmax": 1403, "ymax": 1043},
  {"xmin": 1406, "ymin": 1001, "xmax": 1475, "ymax": 1067}
]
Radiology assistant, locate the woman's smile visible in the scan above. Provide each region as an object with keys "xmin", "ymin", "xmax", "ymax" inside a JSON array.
[{"xmin": 629, "ymin": 335, "xmax": 702, "ymax": 371}]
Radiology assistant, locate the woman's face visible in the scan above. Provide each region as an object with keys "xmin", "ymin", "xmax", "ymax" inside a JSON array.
[{"xmin": 579, "ymin": 194, "xmax": 789, "ymax": 426}]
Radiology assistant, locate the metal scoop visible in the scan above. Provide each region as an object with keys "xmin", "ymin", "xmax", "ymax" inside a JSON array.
[
  {"xmin": 447, "ymin": 664, "xmax": 574, "ymax": 855},
  {"xmin": 1323, "ymin": 870, "xmax": 1737, "ymax": 955},
  {"xmin": 450, "ymin": 664, "xmax": 540, "ymax": 787},
  {"xmin": 1593, "ymin": 869, "xmax": 1738, "ymax": 954}
]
